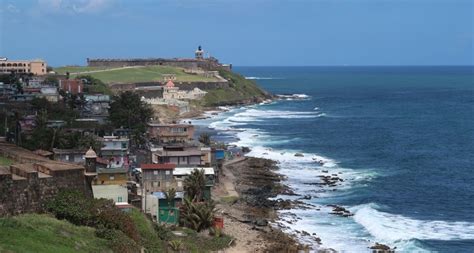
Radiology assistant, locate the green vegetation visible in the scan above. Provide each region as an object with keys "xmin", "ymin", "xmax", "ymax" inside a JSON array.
[
  {"xmin": 220, "ymin": 196, "xmax": 239, "ymax": 205},
  {"xmin": 0, "ymin": 214, "xmax": 112, "ymax": 253},
  {"xmin": 56, "ymin": 65, "xmax": 219, "ymax": 83},
  {"xmin": 1, "ymin": 190, "xmax": 232, "ymax": 253},
  {"xmin": 54, "ymin": 66, "xmax": 113, "ymax": 74},
  {"xmin": 0, "ymin": 156, "xmax": 13, "ymax": 166},
  {"xmin": 202, "ymin": 69, "xmax": 269, "ymax": 106},
  {"xmin": 169, "ymin": 228, "xmax": 233, "ymax": 253},
  {"xmin": 184, "ymin": 169, "xmax": 207, "ymax": 202},
  {"xmin": 128, "ymin": 208, "xmax": 166, "ymax": 252},
  {"xmin": 109, "ymin": 91, "xmax": 154, "ymax": 145},
  {"xmin": 77, "ymin": 75, "xmax": 112, "ymax": 95}
]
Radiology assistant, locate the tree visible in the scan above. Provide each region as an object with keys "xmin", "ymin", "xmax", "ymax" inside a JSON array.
[
  {"xmin": 198, "ymin": 132, "xmax": 211, "ymax": 146},
  {"xmin": 165, "ymin": 188, "xmax": 177, "ymax": 206},
  {"xmin": 184, "ymin": 169, "xmax": 206, "ymax": 202},
  {"xmin": 44, "ymin": 76, "xmax": 59, "ymax": 86},
  {"xmin": 109, "ymin": 91, "xmax": 153, "ymax": 144},
  {"xmin": 180, "ymin": 198, "xmax": 216, "ymax": 232}
]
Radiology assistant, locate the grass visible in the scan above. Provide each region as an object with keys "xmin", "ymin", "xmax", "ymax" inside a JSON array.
[
  {"xmin": 0, "ymin": 156, "xmax": 13, "ymax": 166},
  {"xmin": 55, "ymin": 65, "xmax": 219, "ymax": 84},
  {"xmin": 201, "ymin": 69, "xmax": 268, "ymax": 106},
  {"xmin": 54, "ymin": 66, "xmax": 114, "ymax": 74},
  {"xmin": 0, "ymin": 214, "xmax": 112, "ymax": 253},
  {"xmin": 170, "ymin": 228, "xmax": 233, "ymax": 253},
  {"xmin": 220, "ymin": 196, "xmax": 239, "ymax": 204},
  {"xmin": 128, "ymin": 208, "xmax": 166, "ymax": 252}
]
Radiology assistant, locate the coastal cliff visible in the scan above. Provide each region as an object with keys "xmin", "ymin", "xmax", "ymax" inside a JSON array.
[{"xmin": 201, "ymin": 69, "xmax": 272, "ymax": 107}]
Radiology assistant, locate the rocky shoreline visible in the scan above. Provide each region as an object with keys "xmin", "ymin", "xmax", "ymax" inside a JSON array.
[{"xmin": 215, "ymin": 157, "xmax": 330, "ymax": 252}]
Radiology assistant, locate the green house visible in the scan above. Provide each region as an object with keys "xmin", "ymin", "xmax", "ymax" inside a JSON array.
[{"xmin": 157, "ymin": 198, "xmax": 180, "ymax": 225}]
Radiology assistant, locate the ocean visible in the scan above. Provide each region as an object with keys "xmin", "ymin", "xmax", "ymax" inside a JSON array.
[{"xmin": 192, "ymin": 66, "xmax": 474, "ymax": 252}]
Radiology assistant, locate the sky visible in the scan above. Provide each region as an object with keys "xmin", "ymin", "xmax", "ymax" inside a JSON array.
[{"xmin": 0, "ymin": 0, "xmax": 472, "ymax": 66}]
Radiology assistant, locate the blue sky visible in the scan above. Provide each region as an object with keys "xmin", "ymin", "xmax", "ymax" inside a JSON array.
[{"xmin": 0, "ymin": 0, "xmax": 472, "ymax": 66}]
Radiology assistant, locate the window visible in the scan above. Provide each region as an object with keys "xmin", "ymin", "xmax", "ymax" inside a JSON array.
[
  {"xmin": 153, "ymin": 181, "xmax": 160, "ymax": 187},
  {"xmin": 177, "ymin": 181, "xmax": 182, "ymax": 187},
  {"xmin": 65, "ymin": 155, "xmax": 69, "ymax": 161},
  {"xmin": 153, "ymin": 170, "xmax": 158, "ymax": 175},
  {"xmin": 165, "ymin": 170, "xmax": 170, "ymax": 175},
  {"xmin": 109, "ymin": 175, "xmax": 115, "ymax": 180},
  {"xmin": 118, "ymin": 196, "xmax": 122, "ymax": 202}
]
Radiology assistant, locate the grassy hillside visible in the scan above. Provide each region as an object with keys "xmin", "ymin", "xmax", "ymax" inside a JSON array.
[
  {"xmin": 202, "ymin": 69, "xmax": 270, "ymax": 106},
  {"xmin": 54, "ymin": 65, "xmax": 219, "ymax": 83},
  {"xmin": 0, "ymin": 214, "xmax": 112, "ymax": 253}
]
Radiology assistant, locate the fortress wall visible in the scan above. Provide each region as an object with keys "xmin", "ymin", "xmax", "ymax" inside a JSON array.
[
  {"xmin": 87, "ymin": 58, "xmax": 229, "ymax": 71},
  {"xmin": 0, "ymin": 167, "xmax": 89, "ymax": 216}
]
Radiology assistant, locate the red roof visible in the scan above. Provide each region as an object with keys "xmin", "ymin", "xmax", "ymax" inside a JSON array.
[
  {"xmin": 165, "ymin": 80, "xmax": 175, "ymax": 88},
  {"xmin": 141, "ymin": 163, "xmax": 176, "ymax": 170}
]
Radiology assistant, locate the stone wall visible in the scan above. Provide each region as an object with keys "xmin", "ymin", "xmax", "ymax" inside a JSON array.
[
  {"xmin": 0, "ymin": 165, "xmax": 89, "ymax": 216},
  {"xmin": 110, "ymin": 81, "xmax": 229, "ymax": 94},
  {"xmin": 86, "ymin": 58, "xmax": 231, "ymax": 71},
  {"xmin": 0, "ymin": 143, "xmax": 92, "ymax": 216}
]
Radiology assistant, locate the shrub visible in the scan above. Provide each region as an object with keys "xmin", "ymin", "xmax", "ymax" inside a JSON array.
[
  {"xmin": 96, "ymin": 228, "xmax": 141, "ymax": 253},
  {"xmin": 47, "ymin": 190, "xmax": 139, "ymax": 243}
]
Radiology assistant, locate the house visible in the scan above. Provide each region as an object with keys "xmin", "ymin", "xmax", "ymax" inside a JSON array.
[
  {"xmin": 39, "ymin": 86, "xmax": 59, "ymax": 102},
  {"xmin": 100, "ymin": 136, "xmax": 129, "ymax": 169},
  {"xmin": 147, "ymin": 123, "xmax": 195, "ymax": 144},
  {"xmin": 173, "ymin": 167, "xmax": 215, "ymax": 200},
  {"xmin": 141, "ymin": 163, "xmax": 177, "ymax": 193},
  {"xmin": 149, "ymin": 145, "xmax": 211, "ymax": 167},
  {"xmin": 53, "ymin": 148, "xmax": 86, "ymax": 163},
  {"xmin": 83, "ymin": 94, "xmax": 110, "ymax": 124},
  {"xmin": 59, "ymin": 79, "xmax": 84, "ymax": 94},
  {"xmin": 141, "ymin": 163, "xmax": 183, "ymax": 223},
  {"xmin": 95, "ymin": 167, "xmax": 128, "ymax": 185},
  {"xmin": 84, "ymin": 147, "xmax": 128, "ymax": 204}
]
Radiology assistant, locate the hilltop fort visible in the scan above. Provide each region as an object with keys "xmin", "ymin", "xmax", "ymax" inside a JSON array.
[{"xmin": 86, "ymin": 46, "xmax": 232, "ymax": 71}]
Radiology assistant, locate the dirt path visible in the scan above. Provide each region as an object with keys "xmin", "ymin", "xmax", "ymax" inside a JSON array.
[{"xmin": 221, "ymin": 157, "xmax": 246, "ymax": 197}]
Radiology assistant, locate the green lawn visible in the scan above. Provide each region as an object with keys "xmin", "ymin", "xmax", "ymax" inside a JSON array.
[
  {"xmin": 0, "ymin": 214, "xmax": 112, "ymax": 253},
  {"xmin": 55, "ymin": 65, "xmax": 219, "ymax": 84},
  {"xmin": 54, "ymin": 66, "xmax": 113, "ymax": 74},
  {"xmin": 0, "ymin": 156, "xmax": 13, "ymax": 166}
]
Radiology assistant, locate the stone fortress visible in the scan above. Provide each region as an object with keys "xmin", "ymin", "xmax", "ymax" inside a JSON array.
[
  {"xmin": 87, "ymin": 46, "xmax": 232, "ymax": 71},
  {"xmin": 0, "ymin": 142, "xmax": 93, "ymax": 215}
]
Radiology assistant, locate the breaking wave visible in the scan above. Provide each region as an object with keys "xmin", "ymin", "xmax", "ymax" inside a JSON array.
[
  {"xmin": 353, "ymin": 204, "xmax": 474, "ymax": 242},
  {"xmin": 245, "ymin": 76, "xmax": 281, "ymax": 80},
  {"xmin": 277, "ymin": 94, "xmax": 311, "ymax": 100}
]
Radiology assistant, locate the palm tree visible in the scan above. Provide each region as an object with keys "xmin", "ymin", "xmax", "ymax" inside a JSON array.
[
  {"xmin": 165, "ymin": 188, "xmax": 176, "ymax": 206},
  {"xmin": 184, "ymin": 169, "xmax": 206, "ymax": 202},
  {"xmin": 180, "ymin": 197, "xmax": 216, "ymax": 232}
]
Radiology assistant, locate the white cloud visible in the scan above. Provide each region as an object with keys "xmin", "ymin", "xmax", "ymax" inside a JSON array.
[
  {"xmin": 37, "ymin": 0, "xmax": 113, "ymax": 14},
  {"xmin": 7, "ymin": 4, "xmax": 20, "ymax": 13}
]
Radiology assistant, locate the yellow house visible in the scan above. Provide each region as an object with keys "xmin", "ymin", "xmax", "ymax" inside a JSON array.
[{"xmin": 95, "ymin": 167, "xmax": 128, "ymax": 185}]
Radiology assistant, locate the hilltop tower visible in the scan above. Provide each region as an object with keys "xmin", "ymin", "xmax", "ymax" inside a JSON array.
[{"xmin": 195, "ymin": 45, "xmax": 204, "ymax": 60}]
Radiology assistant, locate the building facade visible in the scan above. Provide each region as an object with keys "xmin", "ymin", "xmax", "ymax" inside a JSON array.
[
  {"xmin": 0, "ymin": 59, "xmax": 47, "ymax": 75},
  {"xmin": 147, "ymin": 123, "xmax": 195, "ymax": 144}
]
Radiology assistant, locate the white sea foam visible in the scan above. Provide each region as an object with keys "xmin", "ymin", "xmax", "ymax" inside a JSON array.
[
  {"xmin": 233, "ymin": 109, "xmax": 323, "ymax": 120},
  {"xmin": 353, "ymin": 204, "xmax": 474, "ymax": 241},
  {"xmin": 245, "ymin": 76, "xmax": 281, "ymax": 80},
  {"xmin": 200, "ymin": 104, "xmax": 439, "ymax": 252},
  {"xmin": 277, "ymin": 93, "xmax": 311, "ymax": 100}
]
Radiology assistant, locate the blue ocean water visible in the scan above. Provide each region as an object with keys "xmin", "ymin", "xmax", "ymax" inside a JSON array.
[{"xmin": 194, "ymin": 66, "xmax": 474, "ymax": 252}]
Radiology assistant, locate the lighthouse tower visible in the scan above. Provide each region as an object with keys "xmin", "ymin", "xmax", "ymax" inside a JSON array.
[{"xmin": 195, "ymin": 45, "xmax": 204, "ymax": 60}]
